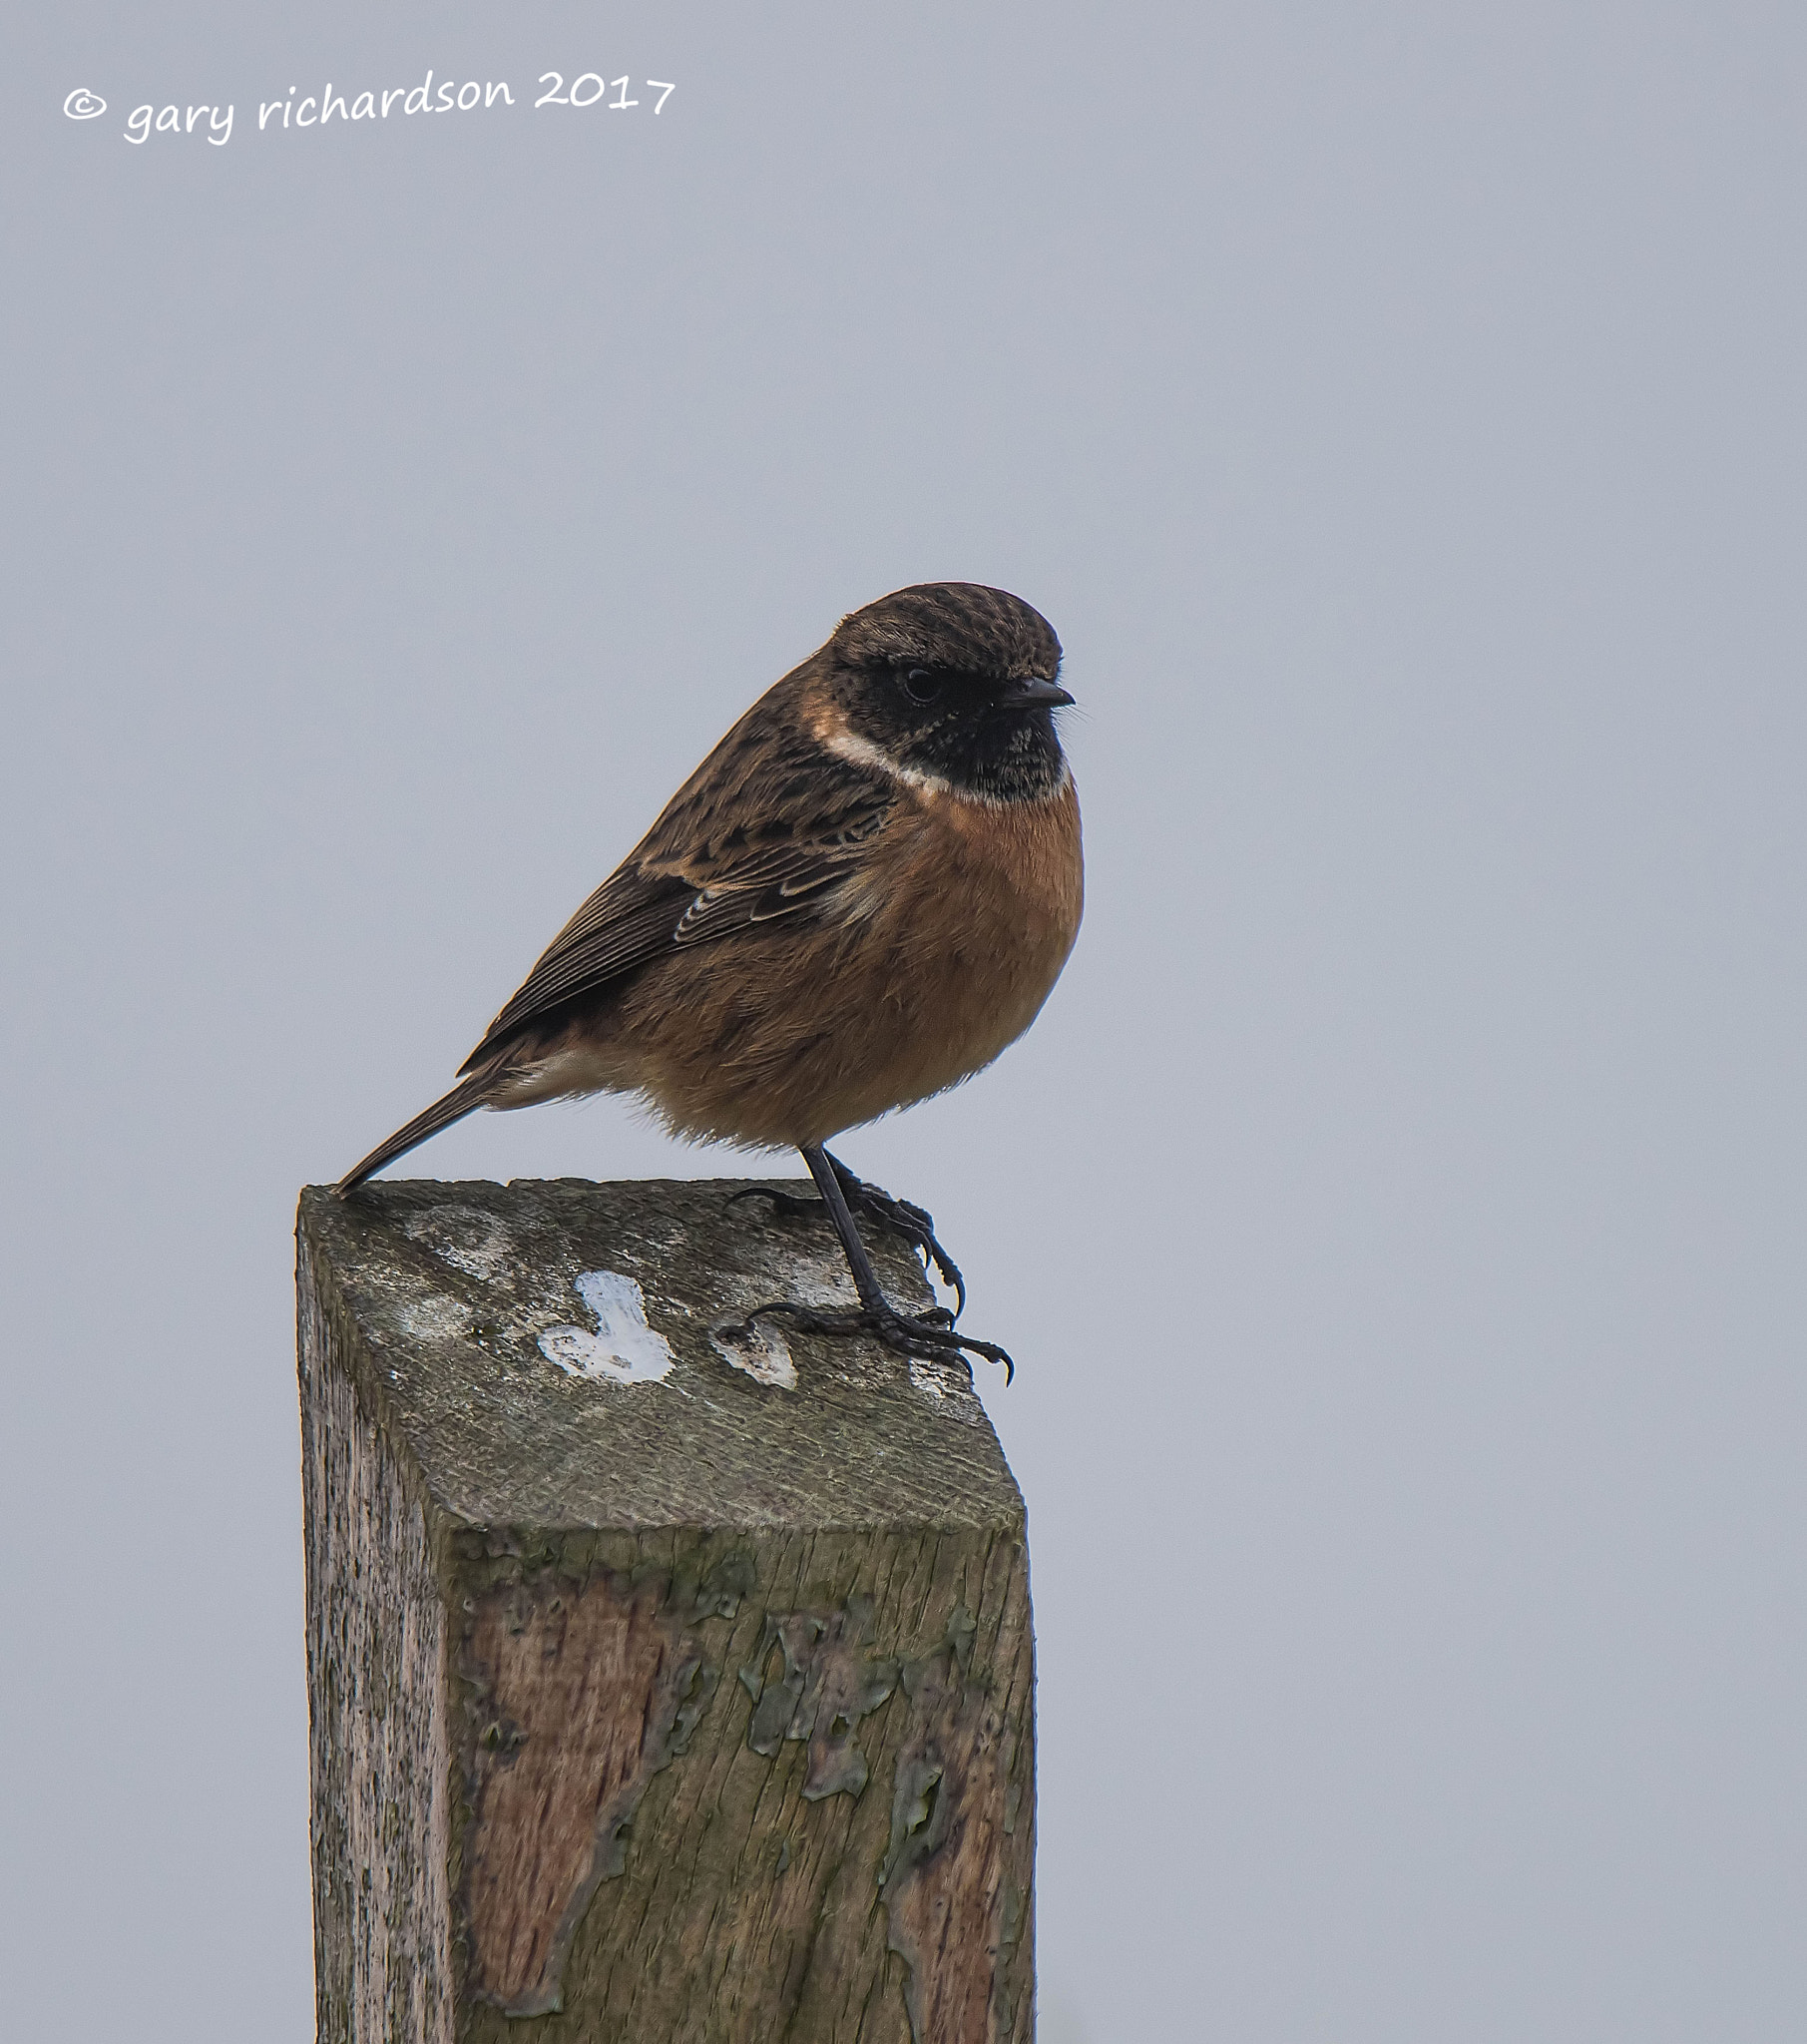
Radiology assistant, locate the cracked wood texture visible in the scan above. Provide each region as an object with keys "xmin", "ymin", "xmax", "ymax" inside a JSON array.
[{"xmin": 297, "ymin": 1179, "xmax": 1035, "ymax": 2044}]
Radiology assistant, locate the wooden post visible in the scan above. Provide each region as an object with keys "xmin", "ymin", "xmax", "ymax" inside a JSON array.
[{"xmin": 296, "ymin": 1178, "xmax": 1034, "ymax": 2044}]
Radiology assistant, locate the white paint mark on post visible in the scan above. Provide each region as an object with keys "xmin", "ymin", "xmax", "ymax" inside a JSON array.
[
  {"xmin": 908, "ymin": 1352, "xmax": 985, "ymax": 1423},
  {"xmin": 405, "ymin": 1206, "xmax": 518, "ymax": 1281},
  {"xmin": 709, "ymin": 1318, "xmax": 798, "ymax": 1390},
  {"xmin": 397, "ymin": 1293, "xmax": 471, "ymax": 1341},
  {"xmin": 539, "ymin": 1271, "xmax": 676, "ymax": 1385},
  {"xmin": 703, "ymin": 1248, "xmax": 862, "ymax": 1391}
]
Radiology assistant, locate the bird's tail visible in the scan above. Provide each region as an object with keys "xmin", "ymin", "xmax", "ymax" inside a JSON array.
[{"xmin": 334, "ymin": 1070, "xmax": 497, "ymax": 1197}]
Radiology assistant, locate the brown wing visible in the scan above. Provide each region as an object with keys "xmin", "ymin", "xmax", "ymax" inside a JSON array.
[{"xmin": 459, "ymin": 692, "xmax": 894, "ymax": 1072}]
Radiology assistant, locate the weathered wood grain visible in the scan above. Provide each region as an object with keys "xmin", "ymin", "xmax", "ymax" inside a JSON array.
[{"xmin": 298, "ymin": 1178, "xmax": 1034, "ymax": 2043}]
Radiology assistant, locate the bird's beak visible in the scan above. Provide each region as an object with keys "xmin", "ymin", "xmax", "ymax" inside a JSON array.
[{"xmin": 996, "ymin": 676, "xmax": 1076, "ymax": 710}]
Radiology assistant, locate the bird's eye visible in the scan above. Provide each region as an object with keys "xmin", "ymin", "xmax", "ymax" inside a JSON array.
[{"xmin": 900, "ymin": 668, "xmax": 942, "ymax": 706}]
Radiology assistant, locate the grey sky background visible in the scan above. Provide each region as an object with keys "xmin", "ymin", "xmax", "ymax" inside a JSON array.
[{"xmin": 5, "ymin": 3, "xmax": 1803, "ymax": 2038}]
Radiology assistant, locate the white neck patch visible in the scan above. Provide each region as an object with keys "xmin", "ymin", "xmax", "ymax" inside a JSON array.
[
  {"xmin": 820, "ymin": 723, "xmax": 957, "ymax": 796},
  {"xmin": 818, "ymin": 721, "xmax": 1071, "ymax": 807}
]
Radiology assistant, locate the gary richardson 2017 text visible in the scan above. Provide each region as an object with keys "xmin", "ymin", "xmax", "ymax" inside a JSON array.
[{"xmin": 121, "ymin": 71, "xmax": 676, "ymax": 145}]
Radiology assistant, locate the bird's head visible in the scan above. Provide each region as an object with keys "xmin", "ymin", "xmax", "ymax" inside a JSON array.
[{"xmin": 817, "ymin": 582, "xmax": 1074, "ymax": 802}]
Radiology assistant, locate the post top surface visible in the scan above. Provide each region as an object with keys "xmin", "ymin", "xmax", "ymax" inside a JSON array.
[{"xmin": 297, "ymin": 1179, "xmax": 1025, "ymax": 1534}]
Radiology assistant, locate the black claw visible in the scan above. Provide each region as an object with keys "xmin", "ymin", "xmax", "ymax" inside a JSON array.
[
  {"xmin": 721, "ymin": 1298, "xmax": 1015, "ymax": 1385},
  {"xmin": 849, "ymin": 1183, "xmax": 969, "ymax": 1321},
  {"xmin": 729, "ymin": 1172, "xmax": 968, "ymax": 1321},
  {"xmin": 727, "ymin": 1183, "xmax": 818, "ymax": 1220}
]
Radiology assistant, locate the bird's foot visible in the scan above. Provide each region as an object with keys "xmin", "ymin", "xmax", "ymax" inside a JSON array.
[
  {"xmin": 730, "ymin": 1167, "xmax": 967, "ymax": 1318},
  {"xmin": 843, "ymin": 1181, "xmax": 967, "ymax": 1317},
  {"xmin": 720, "ymin": 1297, "xmax": 1014, "ymax": 1385}
]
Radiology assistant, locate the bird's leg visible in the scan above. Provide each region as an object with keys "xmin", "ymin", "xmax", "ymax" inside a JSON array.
[
  {"xmin": 723, "ymin": 1144, "xmax": 1013, "ymax": 1382},
  {"xmin": 823, "ymin": 1155, "xmax": 968, "ymax": 1320},
  {"xmin": 728, "ymin": 1149, "xmax": 967, "ymax": 1319}
]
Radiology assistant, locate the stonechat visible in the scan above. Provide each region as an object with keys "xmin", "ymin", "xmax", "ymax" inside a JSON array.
[{"xmin": 337, "ymin": 582, "xmax": 1083, "ymax": 1376}]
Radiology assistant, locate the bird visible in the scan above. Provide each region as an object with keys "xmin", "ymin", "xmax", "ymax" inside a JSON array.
[{"xmin": 336, "ymin": 581, "xmax": 1083, "ymax": 1378}]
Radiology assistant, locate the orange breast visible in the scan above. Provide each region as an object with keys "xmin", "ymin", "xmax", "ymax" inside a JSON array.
[
  {"xmin": 597, "ymin": 774, "xmax": 1084, "ymax": 1148},
  {"xmin": 845, "ymin": 777, "xmax": 1084, "ymax": 1093}
]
